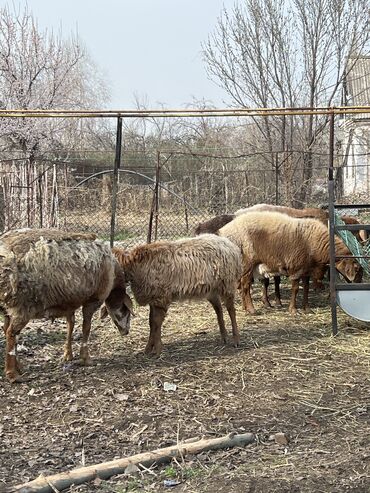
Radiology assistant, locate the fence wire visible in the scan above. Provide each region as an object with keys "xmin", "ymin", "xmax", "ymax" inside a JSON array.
[{"xmin": 0, "ymin": 146, "xmax": 369, "ymax": 246}]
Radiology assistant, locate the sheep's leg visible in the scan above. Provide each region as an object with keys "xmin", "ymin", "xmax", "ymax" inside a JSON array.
[
  {"xmin": 5, "ymin": 317, "xmax": 27, "ymax": 383},
  {"xmin": 4, "ymin": 315, "xmax": 23, "ymax": 374},
  {"xmin": 312, "ymin": 265, "xmax": 327, "ymax": 291},
  {"xmin": 302, "ymin": 276, "xmax": 311, "ymax": 313},
  {"xmin": 223, "ymin": 295, "xmax": 240, "ymax": 347},
  {"xmin": 288, "ymin": 279, "xmax": 300, "ymax": 314},
  {"xmin": 145, "ymin": 305, "xmax": 166, "ymax": 356},
  {"xmin": 240, "ymin": 272, "xmax": 256, "ymax": 315},
  {"xmin": 79, "ymin": 301, "xmax": 100, "ymax": 365},
  {"xmin": 208, "ymin": 295, "xmax": 228, "ymax": 345},
  {"xmin": 274, "ymin": 276, "xmax": 283, "ymax": 307},
  {"xmin": 260, "ymin": 278, "xmax": 272, "ymax": 308},
  {"xmin": 63, "ymin": 313, "xmax": 75, "ymax": 362},
  {"xmin": 2, "ymin": 314, "xmax": 10, "ymax": 335}
]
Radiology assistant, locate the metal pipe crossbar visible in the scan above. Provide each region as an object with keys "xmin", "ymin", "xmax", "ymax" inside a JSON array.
[{"xmin": 0, "ymin": 105, "xmax": 369, "ymax": 118}]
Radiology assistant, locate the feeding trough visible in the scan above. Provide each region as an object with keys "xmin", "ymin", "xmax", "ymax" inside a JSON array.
[
  {"xmin": 331, "ymin": 211, "xmax": 370, "ymax": 327},
  {"xmin": 337, "ymin": 290, "xmax": 370, "ymax": 322}
]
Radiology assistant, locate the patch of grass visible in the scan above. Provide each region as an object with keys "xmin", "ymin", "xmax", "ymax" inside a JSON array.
[
  {"xmin": 101, "ymin": 229, "xmax": 139, "ymax": 242},
  {"xmin": 182, "ymin": 466, "xmax": 203, "ymax": 480},
  {"xmin": 163, "ymin": 465, "xmax": 177, "ymax": 479}
]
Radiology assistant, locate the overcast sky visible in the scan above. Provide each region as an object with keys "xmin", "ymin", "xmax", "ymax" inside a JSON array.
[{"xmin": 11, "ymin": 0, "xmax": 236, "ymax": 109}]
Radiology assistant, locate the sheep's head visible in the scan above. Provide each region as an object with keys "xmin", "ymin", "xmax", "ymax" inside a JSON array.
[
  {"xmin": 101, "ymin": 289, "xmax": 134, "ymax": 336},
  {"xmin": 335, "ymin": 258, "xmax": 362, "ymax": 283}
]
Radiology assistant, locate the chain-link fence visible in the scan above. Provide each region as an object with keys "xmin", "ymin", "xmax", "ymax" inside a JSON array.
[
  {"xmin": 0, "ymin": 146, "xmax": 369, "ymax": 247},
  {"xmin": 0, "ymin": 111, "xmax": 369, "ymax": 247}
]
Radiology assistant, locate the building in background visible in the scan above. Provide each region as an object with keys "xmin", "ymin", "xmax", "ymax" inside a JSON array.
[{"xmin": 340, "ymin": 56, "xmax": 370, "ymax": 200}]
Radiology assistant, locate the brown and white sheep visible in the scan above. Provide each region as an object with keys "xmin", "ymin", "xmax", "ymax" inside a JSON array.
[
  {"xmin": 113, "ymin": 234, "xmax": 242, "ymax": 356},
  {"xmin": 0, "ymin": 229, "xmax": 133, "ymax": 383},
  {"xmin": 194, "ymin": 213, "xmax": 282, "ymax": 308},
  {"xmin": 219, "ymin": 211, "xmax": 361, "ymax": 315}
]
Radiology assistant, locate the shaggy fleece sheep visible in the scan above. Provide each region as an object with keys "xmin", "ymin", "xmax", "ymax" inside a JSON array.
[
  {"xmin": 219, "ymin": 211, "xmax": 361, "ymax": 314},
  {"xmin": 0, "ymin": 229, "xmax": 133, "ymax": 382},
  {"xmin": 113, "ymin": 234, "xmax": 242, "ymax": 356}
]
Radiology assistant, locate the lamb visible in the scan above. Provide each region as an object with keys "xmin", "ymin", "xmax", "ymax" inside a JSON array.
[
  {"xmin": 112, "ymin": 234, "xmax": 242, "ymax": 356},
  {"xmin": 194, "ymin": 213, "xmax": 282, "ymax": 308},
  {"xmin": 218, "ymin": 211, "xmax": 361, "ymax": 314},
  {"xmin": 0, "ymin": 229, "xmax": 133, "ymax": 383}
]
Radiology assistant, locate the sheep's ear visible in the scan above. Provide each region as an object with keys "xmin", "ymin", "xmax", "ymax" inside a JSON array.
[
  {"xmin": 359, "ymin": 230, "xmax": 368, "ymax": 243},
  {"xmin": 100, "ymin": 305, "xmax": 109, "ymax": 320},
  {"xmin": 344, "ymin": 262, "xmax": 357, "ymax": 282},
  {"xmin": 336, "ymin": 259, "xmax": 356, "ymax": 282},
  {"xmin": 124, "ymin": 293, "xmax": 135, "ymax": 316}
]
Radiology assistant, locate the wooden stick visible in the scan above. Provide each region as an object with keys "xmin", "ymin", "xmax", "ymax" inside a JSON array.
[{"xmin": 11, "ymin": 432, "xmax": 254, "ymax": 493}]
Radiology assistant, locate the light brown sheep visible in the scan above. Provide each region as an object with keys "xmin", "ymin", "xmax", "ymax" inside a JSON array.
[
  {"xmin": 219, "ymin": 211, "xmax": 361, "ymax": 314},
  {"xmin": 235, "ymin": 204, "xmax": 368, "ymax": 243},
  {"xmin": 235, "ymin": 204, "xmax": 366, "ymax": 302},
  {"xmin": 113, "ymin": 234, "xmax": 242, "ymax": 356},
  {"xmin": 0, "ymin": 229, "xmax": 133, "ymax": 383},
  {"xmin": 194, "ymin": 213, "xmax": 282, "ymax": 308}
]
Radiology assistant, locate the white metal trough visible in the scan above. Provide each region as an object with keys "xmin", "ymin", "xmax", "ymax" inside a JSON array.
[{"xmin": 337, "ymin": 290, "xmax": 370, "ymax": 322}]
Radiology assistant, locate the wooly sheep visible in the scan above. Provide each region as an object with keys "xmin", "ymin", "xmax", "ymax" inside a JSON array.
[
  {"xmin": 195, "ymin": 213, "xmax": 282, "ymax": 308},
  {"xmin": 113, "ymin": 234, "xmax": 242, "ymax": 356},
  {"xmin": 0, "ymin": 229, "xmax": 133, "ymax": 383},
  {"xmin": 219, "ymin": 211, "xmax": 361, "ymax": 314},
  {"xmin": 235, "ymin": 204, "xmax": 368, "ymax": 243},
  {"xmin": 235, "ymin": 204, "xmax": 366, "ymax": 298}
]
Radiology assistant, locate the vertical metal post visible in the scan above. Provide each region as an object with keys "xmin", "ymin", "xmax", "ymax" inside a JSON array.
[
  {"xmin": 38, "ymin": 172, "xmax": 43, "ymax": 228},
  {"xmin": 110, "ymin": 116, "xmax": 122, "ymax": 248},
  {"xmin": 147, "ymin": 151, "xmax": 161, "ymax": 243},
  {"xmin": 153, "ymin": 151, "xmax": 161, "ymax": 241},
  {"xmin": 328, "ymin": 111, "xmax": 338, "ymax": 335},
  {"xmin": 275, "ymin": 152, "xmax": 279, "ymax": 205}
]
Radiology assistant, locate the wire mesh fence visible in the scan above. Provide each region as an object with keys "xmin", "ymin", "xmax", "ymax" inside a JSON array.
[{"xmin": 0, "ymin": 141, "xmax": 369, "ymax": 247}]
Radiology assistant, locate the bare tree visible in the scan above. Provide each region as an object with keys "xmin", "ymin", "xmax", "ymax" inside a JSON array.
[
  {"xmin": 203, "ymin": 0, "xmax": 370, "ymax": 205},
  {"xmin": 0, "ymin": 3, "xmax": 108, "ymax": 155},
  {"xmin": 0, "ymin": 3, "xmax": 109, "ymax": 229}
]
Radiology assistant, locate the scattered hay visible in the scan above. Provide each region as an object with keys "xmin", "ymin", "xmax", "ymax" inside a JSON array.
[{"xmin": 0, "ymin": 283, "xmax": 369, "ymax": 492}]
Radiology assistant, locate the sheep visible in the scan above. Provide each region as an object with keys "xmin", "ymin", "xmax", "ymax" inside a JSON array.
[
  {"xmin": 235, "ymin": 204, "xmax": 366, "ymax": 299},
  {"xmin": 112, "ymin": 234, "xmax": 242, "ymax": 356},
  {"xmin": 0, "ymin": 229, "xmax": 133, "ymax": 383},
  {"xmin": 235, "ymin": 204, "xmax": 368, "ymax": 243},
  {"xmin": 194, "ymin": 213, "xmax": 282, "ymax": 308},
  {"xmin": 194, "ymin": 214, "xmax": 235, "ymax": 236},
  {"xmin": 218, "ymin": 211, "xmax": 361, "ymax": 315}
]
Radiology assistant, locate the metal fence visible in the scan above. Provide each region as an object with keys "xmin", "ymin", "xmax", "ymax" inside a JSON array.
[
  {"xmin": 0, "ymin": 107, "xmax": 369, "ymax": 248},
  {"xmin": 0, "ymin": 148, "xmax": 333, "ymax": 246}
]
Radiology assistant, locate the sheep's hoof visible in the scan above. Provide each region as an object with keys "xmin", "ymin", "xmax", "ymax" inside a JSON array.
[
  {"xmin": 144, "ymin": 344, "xmax": 154, "ymax": 355},
  {"xmin": 79, "ymin": 357, "xmax": 92, "ymax": 366},
  {"xmin": 233, "ymin": 338, "xmax": 240, "ymax": 348},
  {"xmin": 288, "ymin": 307, "xmax": 298, "ymax": 315},
  {"xmin": 246, "ymin": 307, "xmax": 256, "ymax": 315},
  {"xmin": 153, "ymin": 345, "xmax": 163, "ymax": 357},
  {"xmin": 303, "ymin": 307, "xmax": 313, "ymax": 314},
  {"xmin": 6, "ymin": 371, "xmax": 24, "ymax": 383},
  {"xmin": 63, "ymin": 352, "xmax": 73, "ymax": 363}
]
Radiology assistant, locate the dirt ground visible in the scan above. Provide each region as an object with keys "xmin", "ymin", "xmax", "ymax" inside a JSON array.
[{"xmin": 1, "ymin": 283, "xmax": 369, "ymax": 492}]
